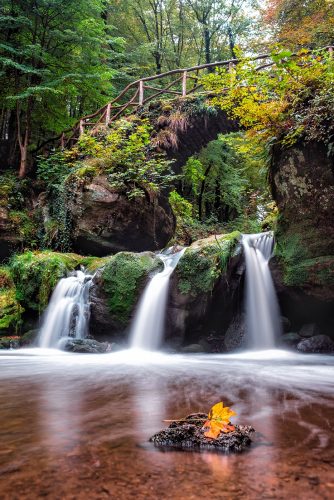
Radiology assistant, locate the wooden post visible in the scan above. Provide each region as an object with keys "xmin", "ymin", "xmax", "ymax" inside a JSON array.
[
  {"xmin": 329, "ymin": 46, "xmax": 333, "ymax": 58},
  {"xmin": 60, "ymin": 132, "xmax": 65, "ymax": 149},
  {"xmin": 139, "ymin": 80, "xmax": 144, "ymax": 105},
  {"xmin": 182, "ymin": 71, "xmax": 187, "ymax": 97},
  {"xmin": 105, "ymin": 103, "xmax": 111, "ymax": 125},
  {"xmin": 79, "ymin": 119, "xmax": 84, "ymax": 136}
]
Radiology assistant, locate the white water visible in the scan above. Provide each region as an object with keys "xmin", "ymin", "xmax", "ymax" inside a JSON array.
[
  {"xmin": 130, "ymin": 248, "xmax": 186, "ymax": 351},
  {"xmin": 242, "ymin": 232, "xmax": 282, "ymax": 349},
  {"xmin": 38, "ymin": 270, "xmax": 92, "ymax": 348}
]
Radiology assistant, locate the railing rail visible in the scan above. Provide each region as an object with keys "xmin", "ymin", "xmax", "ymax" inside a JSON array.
[{"xmin": 53, "ymin": 45, "xmax": 334, "ymax": 149}]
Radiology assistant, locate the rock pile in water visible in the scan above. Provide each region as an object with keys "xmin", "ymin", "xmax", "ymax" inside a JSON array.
[{"xmin": 149, "ymin": 413, "xmax": 254, "ymax": 453}]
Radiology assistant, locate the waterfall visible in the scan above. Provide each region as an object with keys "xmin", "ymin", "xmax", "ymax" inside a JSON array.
[
  {"xmin": 38, "ymin": 270, "xmax": 92, "ymax": 349},
  {"xmin": 242, "ymin": 232, "xmax": 282, "ymax": 349},
  {"xmin": 130, "ymin": 248, "xmax": 185, "ymax": 351}
]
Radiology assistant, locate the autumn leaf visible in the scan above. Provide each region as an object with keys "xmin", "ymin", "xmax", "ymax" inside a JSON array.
[{"xmin": 202, "ymin": 402, "xmax": 236, "ymax": 440}]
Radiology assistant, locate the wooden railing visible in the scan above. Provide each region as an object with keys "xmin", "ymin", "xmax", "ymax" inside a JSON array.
[{"xmin": 57, "ymin": 45, "xmax": 334, "ymax": 149}]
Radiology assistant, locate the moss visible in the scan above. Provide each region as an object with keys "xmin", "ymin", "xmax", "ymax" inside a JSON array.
[
  {"xmin": 275, "ymin": 225, "xmax": 334, "ymax": 288},
  {"xmin": 9, "ymin": 250, "xmax": 83, "ymax": 311},
  {"xmin": 81, "ymin": 256, "xmax": 111, "ymax": 273},
  {"xmin": 9, "ymin": 210, "xmax": 36, "ymax": 241},
  {"xmin": 176, "ymin": 232, "xmax": 241, "ymax": 296},
  {"xmin": 102, "ymin": 252, "xmax": 162, "ymax": 324},
  {"xmin": 0, "ymin": 289, "xmax": 23, "ymax": 331}
]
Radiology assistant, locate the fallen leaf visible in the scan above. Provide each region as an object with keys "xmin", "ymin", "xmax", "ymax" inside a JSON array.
[{"xmin": 203, "ymin": 402, "xmax": 236, "ymax": 439}]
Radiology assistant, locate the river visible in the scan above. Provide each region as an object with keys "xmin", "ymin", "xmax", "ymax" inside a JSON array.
[{"xmin": 0, "ymin": 349, "xmax": 333, "ymax": 499}]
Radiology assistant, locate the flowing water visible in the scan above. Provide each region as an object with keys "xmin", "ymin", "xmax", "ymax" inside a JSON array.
[
  {"xmin": 242, "ymin": 232, "xmax": 282, "ymax": 349},
  {"xmin": 0, "ymin": 349, "xmax": 333, "ymax": 499},
  {"xmin": 130, "ymin": 248, "xmax": 185, "ymax": 350},
  {"xmin": 38, "ymin": 270, "xmax": 92, "ymax": 348}
]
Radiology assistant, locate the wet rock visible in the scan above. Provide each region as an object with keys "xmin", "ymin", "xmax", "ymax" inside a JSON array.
[
  {"xmin": 69, "ymin": 175, "xmax": 175, "ymax": 256},
  {"xmin": 0, "ymin": 336, "xmax": 20, "ymax": 349},
  {"xmin": 281, "ymin": 316, "xmax": 291, "ymax": 333},
  {"xmin": 20, "ymin": 329, "xmax": 39, "ymax": 346},
  {"xmin": 299, "ymin": 323, "xmax": 320, "ymax": 338},
  {"xmin": 281, "ymin": 332, "xmax": 301, "ymax": 348},
  {"xmin": 181, "ymin": 344, "xmax": 203, "ymax": 353},
  {"xmin": 150, "ymin": 413, "xmax": 254, "ymax": 453},
  {"xmin": 297, "ymin": 335, "xmax": 334, "ymax": 354},
  {"xmin": 61, "ymin": 338, "xmax": 110, "ymax": 353},
  {"xmin": 224, "ymin": 314, "xmax": 246, "ymax": 352}
]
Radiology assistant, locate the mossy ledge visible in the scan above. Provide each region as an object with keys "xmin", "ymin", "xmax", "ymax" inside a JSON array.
[
  {"xmin": 175, "ymin": 231, "xmax": 241, "ymax": 296},
  {"xmin": 100, "ymin": 252, "xmax": 163, "ymax": 324},
  {"xmin": 9, "ymin": 251, "xmax": 83, "ymax": 312}
]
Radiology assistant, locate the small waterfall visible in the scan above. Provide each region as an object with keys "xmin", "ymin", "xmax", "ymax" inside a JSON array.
[
  {"xmin": 242, "ymin": 232, "xmax": 282, "ymax": 349},
  {"xmin": 130, "ymin": 248, "xmax": 185, "ymax": 351},
  {"xmin": 38, "ymin": 270, "xmax": 92, "ymax": 349}
]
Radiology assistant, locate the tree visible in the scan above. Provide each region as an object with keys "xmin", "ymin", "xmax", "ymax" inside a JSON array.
[
  {"xmin": 0, "ymin": 0, "xmax": 124, "ymax": 176},
  {"xmin": 264, "ymin": 0, "xmax": 334, "ymax": 49}
]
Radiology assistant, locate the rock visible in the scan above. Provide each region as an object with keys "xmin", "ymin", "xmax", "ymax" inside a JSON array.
[
  {"xmin": 299, "ymin": 323, "xmax": 320, "ymax": 338},
  {"xmin": 224, "ymin": 314, "xmax": 246, "ymax": 352},
  {"xmin": 0, "ymin": 336, "xmax": 20, "ymax": 349},
  {"xmin": 150, "ymin": 413, "xmax": 254, "ymax": 453},
  {"xmin": 280, "ymin": 332, "xmax": 301, "ymax": 348},
  {"xmin": 281, "ymin": 316, "xmax": 291, "ymax": 333},
  {"xmin": 166, "ymin": 232, "xmax": 243, "ymax": 350},
  {"xmin": 61, "ymin": 338, "xmax": 110, "ymax": 353},
  {"xmin": 297, "ymin": 335, "xmax": 334, "ymax": 354},
  {"xmin": 89, "ymin": 252, "xmax": 162, "ymax": 341},
  {"xmin": 69, "ymin": 175, "xmax": 175, "ymax": 256},
  {"xmin": 20, "ymin": 329, "xmax": 39, "ymax": 346},
  {"xmin": 181, "ymin": 343, "xmax": 203, "ymax": 353}
]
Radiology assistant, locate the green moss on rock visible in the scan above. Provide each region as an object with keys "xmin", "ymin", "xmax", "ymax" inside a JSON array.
[
  {"xmin": 9, "ymin": 251, "xmax": 82, "ymax": 311},
  {"xmin": 176, "ymin": 232, "xmax": 241, "ymax": 296},
  {"xmin": 0, "ymin": 289, "xmax": 23, "ymax": 331},
  {"xmin": 102, "ymin": 252, "xmax": 162, "ymax": 323}
]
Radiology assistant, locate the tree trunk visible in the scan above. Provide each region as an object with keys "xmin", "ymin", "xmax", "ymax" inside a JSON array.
[{"xmin": 198, "ymin": 163, "xmax": 212, "ymax": 220}]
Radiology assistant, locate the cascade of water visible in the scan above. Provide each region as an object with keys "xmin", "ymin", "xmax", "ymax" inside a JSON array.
[
  {"xmin": 242, "ymin": 232, "xmax": 282, "ymax": 349},
  {"xmin": 38, "ymin": 269, "xmax": 92, "ymax": 348},
  {"xmin": 130, "ymin": 248, "xmax": 186, "ymax": 351}
]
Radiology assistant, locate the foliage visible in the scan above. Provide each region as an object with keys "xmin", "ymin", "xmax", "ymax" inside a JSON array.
[
  {"xmin": 203, "ymin": 402, "xmax": 237, "ymax": 439},
  {"xmin": 0, "ymin": 288, "xmax": 23, "ymax": 332},
  {"xmin": 9, "ymin": 251, "xmax": 82, "ymax": 311},
  {"xmin": 102, "ymin": 252, "xmax": 162, "ymax": 323},
  {"xmin": 201, "ymin": 48, "xmax": 334, "ymax": 148},
  {"xmin": 168, "ymin": 191, "xmax": 193, "ymax": 223},
  {"xmin": 264, "ymin": 0, "xmax": 334, "ymax": 49},
  {"xmin": 0, "ymin": 0, "xmax": 125, "ymax": 175}
]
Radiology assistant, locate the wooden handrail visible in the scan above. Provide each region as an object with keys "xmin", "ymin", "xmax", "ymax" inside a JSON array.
[{"xmin": 57, "ymin": 45, "xmax": 333, "ymax": 149}]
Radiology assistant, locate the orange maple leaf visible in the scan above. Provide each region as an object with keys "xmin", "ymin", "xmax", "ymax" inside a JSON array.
[{"xmin": 202, "ymin": 402, "xmax": 237, "ymax": 439}]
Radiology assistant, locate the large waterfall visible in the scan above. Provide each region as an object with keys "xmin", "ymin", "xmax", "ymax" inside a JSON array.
[
  {"xmin": 242, "ymin": 232, "xmax": 282, "ymax": 349},
  {"xmin": 130, "ymin": 248, "xmax": 185, "ymax": 351},
  {"xmin": 38, "ymin": 270, "xmax": 92, "ymax": 349}
]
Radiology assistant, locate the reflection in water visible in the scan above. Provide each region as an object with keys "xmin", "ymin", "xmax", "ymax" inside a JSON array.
[{"xmin": 0, "ymin": 349, "xmax": 333, "ymax": 498}]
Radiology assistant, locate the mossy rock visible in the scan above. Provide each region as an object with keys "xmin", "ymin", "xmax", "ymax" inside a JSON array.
[
  {"xmin": 176, "ymin": 232, "xmax": 241, "ymax": 296},
  {"xmin": 101, "ymin": 252, "xmax": 163, "ymax": 324},
  {"xmin": 0, "ymin": 289, "xmax": 24, "ymax": 332},
  {"xmin": 9, "ymin": 250, "xmax": 83, "ymax": 311}
]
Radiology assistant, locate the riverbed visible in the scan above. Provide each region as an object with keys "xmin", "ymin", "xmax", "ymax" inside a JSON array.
[{"xmin": 0, "ymin": 349, "xmax": 333, "ymax": 499}]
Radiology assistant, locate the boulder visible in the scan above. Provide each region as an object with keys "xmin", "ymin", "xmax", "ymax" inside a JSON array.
[
  {"xmin": 68, "ymin": 175, "xmax": 175, "ymax": 256},
  {"xmin": 224, "ymin": 314, "xmax": 246, "ymax": 352},
  {"xmin": 299, "ymin": 323, "xmax": 320, "ymax": 338},
  {"xmin": 20, "ymin": 329, "xmax": 39, "ymax": 346},
  {"xmin": 281, "ymin": 316, "xmax": 291, "ymax": 333},
  {"xmin": 61, "ymin": 338, "xmax": 110, "ymax": 353},
  {"xmin": 166, "ymin": 232, "xmax": 243, "ymax": 349},
  {"xmin": 280, "ymin": 332, "xmax": 301, "ymax": 348},
  {"xmin": 89, "ymin": 251, "xmax": 162, "ymax": 341},
  {"xmin": 181, "ymin": 343, "xmax": 204, "ymax": 353},
  {"xmin": 297, "ymin": 335, "xmax": 334, "ymax": 354}
]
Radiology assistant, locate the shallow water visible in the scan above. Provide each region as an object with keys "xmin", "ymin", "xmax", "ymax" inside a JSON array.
[{"xmin": 0, "ymin": 349, "xmax": 333, "ymax": 499}]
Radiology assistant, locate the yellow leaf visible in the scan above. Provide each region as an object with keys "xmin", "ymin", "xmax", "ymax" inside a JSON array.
[{"xmin": 203, "ymin": 402, "xmax": 237, "ymax": 440}]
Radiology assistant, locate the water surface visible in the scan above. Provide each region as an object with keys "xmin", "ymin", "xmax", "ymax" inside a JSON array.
[{"xmin": 0, "ymin": 349, "xmax": 333, "ymax": 499}]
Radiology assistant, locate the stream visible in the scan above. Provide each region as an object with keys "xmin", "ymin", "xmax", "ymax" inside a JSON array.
[{"xmin": 0, "ymin": 349, "xmax": 333, "ymax": 499}]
